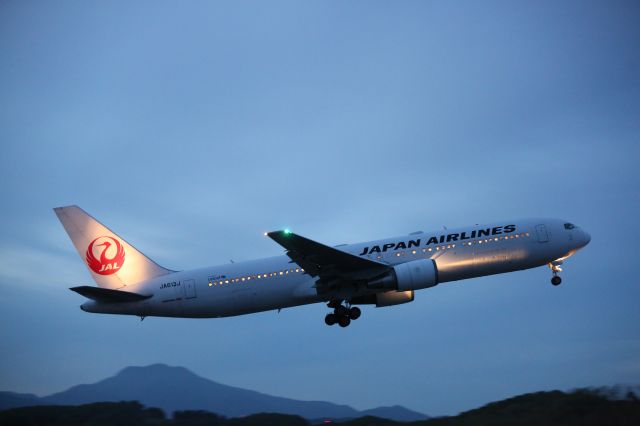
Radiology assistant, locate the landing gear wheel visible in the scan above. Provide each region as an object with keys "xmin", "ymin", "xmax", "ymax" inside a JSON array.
[
  {"xmin": 338, "ymin": 315, "xmax": 351, "ymax": 328},
  {"xmin": 334, "ymin": 305, "xmax": 349, "ymax": 316},
  {"xmin": 325, "ymin": 313, "xmax": 337, "ymax": 326},
  {"xmin": 349, "ymin": 307, "xmax": 361, "ymax": 320},
  {"xmin": 551, "ymin": 276, "xmax": 562, "ymax": 286}
]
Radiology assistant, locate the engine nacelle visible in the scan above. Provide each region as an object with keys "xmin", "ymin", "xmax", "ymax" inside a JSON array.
[
  {"xmin": 375, "ymin": 290, "xmax": 414, "ymax": 307},
  {"xmin": 367, "ymin": 259, "xmax": 438, "ymax": 291}
]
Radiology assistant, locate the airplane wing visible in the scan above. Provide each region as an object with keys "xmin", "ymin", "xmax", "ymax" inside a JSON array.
[{"xmin": 267, "ymin": 230, "xmax": 390, "ymax": 290}]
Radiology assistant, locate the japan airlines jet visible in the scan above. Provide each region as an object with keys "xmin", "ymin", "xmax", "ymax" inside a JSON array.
[{"xmin": 54, "ymin": 206, "xmax": 590, "ymax": 327}]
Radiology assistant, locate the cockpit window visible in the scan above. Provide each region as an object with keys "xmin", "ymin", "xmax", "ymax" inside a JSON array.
[{"xmin": 564, "ymin": 223, "xmax": 576, "ymax": 230}]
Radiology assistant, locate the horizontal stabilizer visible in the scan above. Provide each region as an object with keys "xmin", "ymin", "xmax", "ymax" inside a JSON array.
[{"xmin": 70, "ymin": 286, "xmax": 152, "ymax": 303}]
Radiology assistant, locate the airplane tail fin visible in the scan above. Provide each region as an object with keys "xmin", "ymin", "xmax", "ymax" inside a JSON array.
[{"xmin": 54, "ymin": 205, "xmax": 174, "ymax": 289}]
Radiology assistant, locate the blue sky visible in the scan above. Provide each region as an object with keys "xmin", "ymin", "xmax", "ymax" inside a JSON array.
[{"xmin": 1, "ymin": 0, "xmax": 639, "ymax": 416}]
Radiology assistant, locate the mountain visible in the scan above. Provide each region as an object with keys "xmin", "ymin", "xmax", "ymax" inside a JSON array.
[
  {"xmin": 359, "ymin": 405, "xmax": 429, "ymax": 422},
  {"xmin": 3, "ymin": 389, "xmax": 639, "ymax": 426},
  {"xmin": 5, "ymin": 388, "xmax": 640, "ymax": 426},
  {"xmin": 0, "ymin": 364, "xmax": 428, "ymax": 421},
  {"xmin": 0, "ymin": 392, "xmax": 40, "ymax": 411},
  {"xmin": 416, "ymin": 389, "xmax": 640, "ymax": 426}
]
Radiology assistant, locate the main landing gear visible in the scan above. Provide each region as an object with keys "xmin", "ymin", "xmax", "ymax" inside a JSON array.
[
  {"xmin": 549, "ymin": 261, "xmax": 563, "ymax": 286},
  {"xmin": 324, "ymin": 302, "xmax": 361, "ymax": 327}
]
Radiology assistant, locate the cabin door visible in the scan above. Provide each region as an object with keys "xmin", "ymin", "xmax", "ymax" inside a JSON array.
[
  {"xmin": 183, "ymin": 279, "xmax": 197, "ymax": 299},
  {"xmin": 535, "ymin": 224, "xmax": 549, "ymax": 243}
]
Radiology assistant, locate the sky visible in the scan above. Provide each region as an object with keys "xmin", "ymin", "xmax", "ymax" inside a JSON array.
[{"xmin": 1, "ymin": 0, "xmax": 639, "ymax": 417}]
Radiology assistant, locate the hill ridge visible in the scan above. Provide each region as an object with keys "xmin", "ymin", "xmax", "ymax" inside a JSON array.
[{"xmin": 1, "ymin": 364, "xmax": 428, "ymax": 421}]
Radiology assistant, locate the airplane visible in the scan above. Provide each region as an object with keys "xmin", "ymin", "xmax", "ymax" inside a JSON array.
[{"xmin": 54, "ymin": 206, "xmax": 591, "ymax": 327}]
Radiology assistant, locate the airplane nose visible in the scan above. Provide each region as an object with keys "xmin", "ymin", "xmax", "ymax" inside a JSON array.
[{"xmin": 581, "ymin": 229, "xmax": 591, "ymax": 247}]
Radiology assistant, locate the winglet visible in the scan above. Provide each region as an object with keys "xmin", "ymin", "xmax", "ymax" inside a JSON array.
[{"xmin": 267, "ymin": 230, "xmax": 295, "ymax": 243}]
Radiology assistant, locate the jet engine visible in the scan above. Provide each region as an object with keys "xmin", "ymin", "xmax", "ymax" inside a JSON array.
[
  {"xmin": 375, "ymin": 290, "xmax": 414, "ymax": 307},
  {"xmin": 367, "ymin": 259, "xmax": 438, "ymax": 291}
]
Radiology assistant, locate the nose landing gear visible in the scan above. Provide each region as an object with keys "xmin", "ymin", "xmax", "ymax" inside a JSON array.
[
  {"xmin": 325, "ymin": 302, "xmax": 361, "ymax": 327},
  {"xmin": 549, "ymin": 261, "xmax": 563, "ymax": 286}
]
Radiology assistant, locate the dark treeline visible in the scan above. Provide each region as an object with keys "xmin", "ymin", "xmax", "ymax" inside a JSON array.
[
  {"xmin": 0, "ymin": 402, "xmax": 308, "ymax": 426},
  {"xmin": 1, "ymin": 389, "xmax": 639, "ymax": 426}
]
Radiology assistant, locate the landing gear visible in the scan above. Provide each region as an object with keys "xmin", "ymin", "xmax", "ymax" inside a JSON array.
[
  {"xmin": 549, "ymin": 261, "xmax": 563, "ymax": 286},
  {"xmin": 334, "ymin": 305, "xmax": 349, "ymax": 317},
  {"xmin": 349, "ymin": 307, "xmax": 361, "ymax": 320},
  {"xmin": 338, "ymin": 316, "xmax": 351, "ymax": 328},
  {"xmin": 325, "ymin": 302, "xmax": 361, "ymax": 327},
  {"xmin": 325, "ymin": 313, "xmax": 337, "ymax": 326}
]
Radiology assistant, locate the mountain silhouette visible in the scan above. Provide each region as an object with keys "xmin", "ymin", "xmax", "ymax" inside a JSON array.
[
  {"xmin": 3, "ymin": 389, "xmax": 640, "ymax": 426},
  {"xmin": 0, "ymin": 392, "xmax": 40, "ymax": 411},
  {"xmin": 1, "ymin": 364, "xmax": 428, "ymax": 421}
]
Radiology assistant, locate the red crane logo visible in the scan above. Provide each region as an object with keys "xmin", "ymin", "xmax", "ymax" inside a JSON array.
[{"xmin": 86, "ymin": 236, "xmax": 125, "ymax": 275}]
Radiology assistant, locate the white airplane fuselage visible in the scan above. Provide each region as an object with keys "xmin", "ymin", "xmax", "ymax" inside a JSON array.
[{"xmin": 76, "ymin": 217, "xmax": 590, "ymax": 320}]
